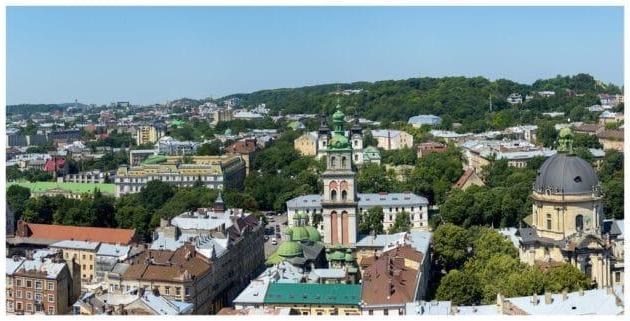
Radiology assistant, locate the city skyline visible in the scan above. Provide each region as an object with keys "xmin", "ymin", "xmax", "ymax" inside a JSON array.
[{"xmin": 7, "ymin": 6, "xmax": 624, "ymax": 105}]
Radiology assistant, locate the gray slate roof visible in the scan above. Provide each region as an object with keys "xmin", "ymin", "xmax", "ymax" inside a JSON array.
[{"xmin": 534, "ymin": 153, "xmax": 600, "ymax": 195}]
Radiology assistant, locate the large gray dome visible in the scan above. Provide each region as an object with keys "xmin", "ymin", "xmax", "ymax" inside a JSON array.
[{"xmin": 534, "ymin": 153, "xmax": 600, "ymax": 195}]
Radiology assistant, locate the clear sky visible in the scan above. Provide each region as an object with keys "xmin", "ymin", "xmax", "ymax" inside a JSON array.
[{"xmin": 6, "ymin": 6, "xmax": 624, "ymax": 105}]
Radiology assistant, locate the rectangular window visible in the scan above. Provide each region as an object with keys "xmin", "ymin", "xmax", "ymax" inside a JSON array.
[
  {"xmin": 176, "ymin": 287, "xmax": 181, "ymax": 296},
  {"xmin": 48, "ymin": 306, "xmax": 55, "ymax": 314},
  {"xmin": 185, "ymin": 287, "xmax": 191, "ymax": 296},
  {"xmin": 26, "ymin": 303, "xmax": 32, "ymax": 312},
  {"xmin": 165, "ymin": 287, "xmax": 170, "ymax": 295},
  {"xmin": 616, "ymin": 272, "xmax": 621, "ymax": 282},
  {"xmin": 35, "ymin": 293, "xmax": 42, "ymax": 301},
  {"xmin": 384, "ymin": 309, "xmax": 389, "ymax": 315},
  {"xmin": 16, "ymin": 279, "xmax": 22, "ymax": 287},
  {"xmin": 35, "ymin": 281, "xmax": 42, "ymax": 289},
  {"xmin": 48, "ymin": 294, "xmax": 55, "ymax": 302},
  {"xmin": 26, "ymin": 291, "xmax": 32, "ymax": 300},
  {"xmin": 82, "ymin": 254, "xmax": 86, "ymax": 260},
  {"xmin": 16, "ymin": 290, "xmax": 22, "ymax": 299},
  {"xmin": 47, "ymin": 282, "xmax": 54, "ymax": 291},
  {"xmin": 26, "ymin": 280, "xmax": 32, "ymax": 288}
]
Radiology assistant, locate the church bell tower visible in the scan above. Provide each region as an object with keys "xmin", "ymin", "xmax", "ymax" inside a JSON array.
[{"xmin": 321, "ymin": 103, "xmax": 358, "ymax": 246}]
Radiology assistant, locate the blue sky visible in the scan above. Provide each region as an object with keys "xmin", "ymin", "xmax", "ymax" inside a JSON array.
[{"xmin": 6, "ymin": 6, "xmax": 624, "ymax": 105}]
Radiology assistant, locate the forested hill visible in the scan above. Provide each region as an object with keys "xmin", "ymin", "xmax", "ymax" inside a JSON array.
[{"xmin": 222, "ymin": 73, "xmax": 622, "ymax": 132}]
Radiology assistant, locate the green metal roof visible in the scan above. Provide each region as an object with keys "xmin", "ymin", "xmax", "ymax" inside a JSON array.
[
  {"xmin": 277, "ymin": 241, "xmax": 303, "ymax": 258},
  {"xmin": 304, "ymin": 226, "xmax": 321, "ymax": 242},
  {"xmin": 291, "ymin": 226, "xmax": 310, "ymax": 242},
  {"xmin": 141, "ymin": 155, "xmax": 167, "ymax": 165},
  {"xmin": 264, "ymin": 283, "xmax": 361, "ymax": 306},
  {"xmin": 7, "ymin": 181, "xmax": 115, "ymax": 195}
]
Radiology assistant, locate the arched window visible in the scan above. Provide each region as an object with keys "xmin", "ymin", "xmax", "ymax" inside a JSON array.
[
  {"xmin": 331, "ymin": 156, "xmax": 337, "ymax": 168},
  {"xmin": 341, "ymin": 156, "xmax": 347, "ymax": 168},
  {"xmin": 546, "ymin": 214, "xmax": 552, "ymax": 230},
  {"xmin": 576, "ymin": 215, "xmax": 584, "ymax": 231},
  {"xmin": 341, "ymin": 190, "xmax": 348, "ymax": 200},
  {"xmin": 331, "ymin": 190, "xmax": 337, "ymax": 201}
]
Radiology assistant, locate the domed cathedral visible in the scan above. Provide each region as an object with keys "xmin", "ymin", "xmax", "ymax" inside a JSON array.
[
  {"xmin": 268, "ymin": 212, "xmax": 326, "ymax": 268},
  {"xmin": 518, "ymin": 128, "xmax": 621, "ymax": 288},
  {"xmin": 321, "ymin": 103, "xmax": 359, "ymax": 246}
]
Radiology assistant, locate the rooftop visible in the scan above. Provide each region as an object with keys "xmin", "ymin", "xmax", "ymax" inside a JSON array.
[
  {"xmin": 15, "ymin": 221, "xmax": 136, "ymax": 245},
  {"xmin": 7, "ymin": 181, "xmax": 116, "ymax": 195},
  {"xmin": 264, "ymin": 283, "xmax": 361, "ymax": 306}
]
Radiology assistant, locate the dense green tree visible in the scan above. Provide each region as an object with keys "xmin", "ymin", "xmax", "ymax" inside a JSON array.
[
  {"xmin": 358, "ymin": 206, "xmax": 384, "ymax": 235},
  {"xmin": 599, "ymin": 150, "xmax": 623, "ymax": 182},
  {"xmin": 197, "ymin": 141, "xmax": 222, "ymax": 156},
  {"xmin": 433, "ymin": 224, "xmax": 473, "ymax": 270},
  {"xmin": 388, "ymin": 211, "xmax": 411, "ymax": 234},
  {"xmin": 356, "ymin": 164, "xmax": 395, "ymax": 193},
  {"xmin": 602, "ymin": 178, "xmax": 624, "ymax": 219},
  {"xmin": 115, "ymin": 205, "xmax": 151, "ymax": 241},
  {"xmin": 436, "ymin": 269, "xmax": 483, "ymax": 305},
  {"xmin": 543, "ymin": 264, "xmax": 592, "ymax": 292},
  {"xmin": 573, "ymin": 133, "xmax": 603, "ymax": 149},
  {"xmin": 21, "ymin": 196, "xmax": 62, "ymax": 223},
  {"xmin": 380, "ymin": 147, "xmax": 417, "ymax": 165},
  {"xmin": 407, "ymin": 147, "xmax": 463, "ymax": 204},
  {"xmin": 537, "ymin": 121, "xmax": 558, "ymax": 148},
  {"xmin": 138, "ymin": 180, "xmax": 175, "ymax": 211},
  {"xmin": 7, "ymin": 185, "xmax": 31, "ymax": 218}
]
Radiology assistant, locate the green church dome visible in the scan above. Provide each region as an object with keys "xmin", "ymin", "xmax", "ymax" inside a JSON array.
[
  {"xmin": 332, "ymin": 107, "xmax": 345, "ymax": 123},
  {"xmin": 326, "ymin": 249, "xmax": 346, "ymax": 261},
  {"xmin": 304, "ymin": 226, "xmax": 321, "ymax": 242},
  {"xmin": 329, "ymin": 133, "xmax": 350, "ymax": 149},
  {"xmin": 277, "ymin": 241, "xmax": 303, "ymax": 258},
  {"xmin": 291, "ymin": 226, "xmax": 310, "ymax": 241}
]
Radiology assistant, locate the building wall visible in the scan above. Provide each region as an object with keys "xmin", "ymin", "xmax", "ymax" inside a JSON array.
[
  {"xmin": 599, "ymin": 138, "xmax": 624, "ymax": 152},
  {"xmin": 58, "ymin": 248, "xmax": 97, "ymax": 285},
  {"xmin": 264, "ymin": 304, "xmax": 361, "ymax": 315},
  {"xmin": 531, "ymin": 193, "xmax": 603, "ymax": 240},
  {"xmin": 7, "ymin": 271, "xmax": 70, "ymax": 315},
  {"xmin": 294, "ymin": 134, "xmax": 318, "ymax": 156}
]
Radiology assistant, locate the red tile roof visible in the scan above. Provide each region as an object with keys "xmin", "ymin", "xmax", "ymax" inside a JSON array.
[
  {"xmin": 44, "ymin": 158, "xmax": 66, "ymax": 172},
  {"xmin": 226, "ymin": 139, "xmax": 258, "ymax": 154},
  {"xmin": 16, "ymin": 220, "xmax": 137, "ymax": 245},
  {"xmin": 453, "ymin": 168, "xmax": 477, "ymax": 189},
  {"xmin": 361, "ymin": 244, "xmax": 423, "ymax": 305}
]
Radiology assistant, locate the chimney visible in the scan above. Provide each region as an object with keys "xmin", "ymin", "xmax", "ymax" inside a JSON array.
[
  {"xmin": 496, "ymin": 293, "xmax": 504, "ymax": 311},
  {"xmin": 544, "ymin": 292, "xmax": 553, "ymax": 304},
  {"xmin": 531, "ymin": 293, "xmax": 539, "ymax": 305}
]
